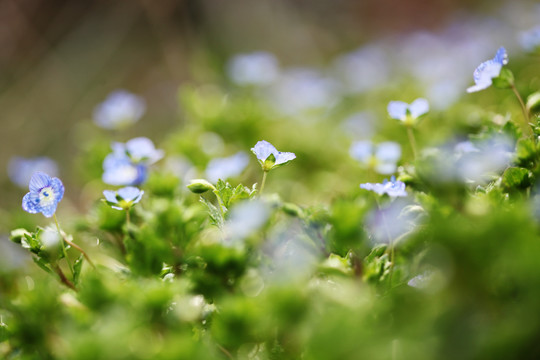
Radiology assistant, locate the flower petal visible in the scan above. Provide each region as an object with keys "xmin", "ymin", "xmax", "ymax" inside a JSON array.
[
  {"xmin": 387, "ymin": 101, "xmax": 408, "ymax": 120},
  {"xmin": 50, "ymin": 177, "xmax": 65, "ymax": 203},
  {"xmin": 29, "ymin": 172, "xmax": 51, "ymax": 192},
  {"xmin": 275, "ymin": 151, "xmax": 296, "ymax": 165},
  {"xmin": 103, "ymin": 190, "xmax": 118, "ymax": 204},
  {"xmin": 376, "ymin": 142, "xmax": 401, "ymax": 162},
  {"xmin": 251, "ymin": 140, "xmax": 277, "ymax": 162},
  {"xmin": 350, "ymin": 141, "xmax": 373, "ymax": 163},
  {"xmin": 22, "ymin": 192, "xmax": 40, "ymax": 214},
  {"xmin": 493, "ymin": 46, "xmax": 508, "ymax": 65},
  {"xmin": 409, "ymin": 98, "xmax": 429, "ymax": 118},
  {"xmin": 118, "ymin": 186, "xmax": 142, "ymax": 202}
]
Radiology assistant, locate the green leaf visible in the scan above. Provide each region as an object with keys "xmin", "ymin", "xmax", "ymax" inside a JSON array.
[
  {"xmin": 187, "ymin": 179, "xmax": 215, "ymax": 194},
  {"xmin": 32, "ymin": 257, "xmax": 53, "ymax": 274},
  {"xmin": 501, "ymin": 167, "xmax": 531, "ymax": 191},
  {"xmin": 492, "ymin": 68, "xmax": 514, "ymax": 89},
  {"xmin": 200, "ymin": 197, "xmax": 224, "ymax": 228},
  {"xmin": 516, "ymin": 138, "xmax": 538, "ymax": 164}
]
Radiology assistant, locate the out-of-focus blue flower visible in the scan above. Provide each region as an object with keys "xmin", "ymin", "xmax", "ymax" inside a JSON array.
[
  {"xmin": 365, "ymin": 199, "xmax": 422, "ymax": 244},
  {"xmin": 102, "ymin": 137, "xmax": 163, "ymax": 186},
  {"xmin": 227, "ymin": 52, "xmax": 280, "ymax": 86},
  {"xmin": 333, "ymin": 45, "xmax": 390, "ymax": 94},
  {"xmin": 387, "ymin": 98, "xmax": 429, "ymax": 125},
  {"xmin": 519, "ymin": 26, "xmax": 540, "ymax": 52},
  {"xmin": 8, "ymin": 157, "xmax": 58, "ymax": 188},
  {"xmin": 22, "ymin": 172, "xmax": 65, "ymax": 218},
  {"xmin": 466, "ymin": 47, "xmax": 508, "ymax": 93},
  {"xmin": 103, "ymin": 186, "xmax": 144, "ymax": 211},
  {"xmin": 360, "ymin": 176, "xmax": 408, "ymax": 198},
  {"xmin": 266, "ymin": 68, "xmax": 340, "ymax": 116},
  {"xmin": 93, "ymin": 90, "xmax": 146, "ymax": 129},
  {"xmin": 350, "ymin": 141, "xmax": 401, "ymax": 174},
  {"xmin": 206, "ymin": 152, "xmax": 249, "ymax": 183},
  {"xmin": 251, "ymin": 140, "xmax": 296, "ymax": 171}
]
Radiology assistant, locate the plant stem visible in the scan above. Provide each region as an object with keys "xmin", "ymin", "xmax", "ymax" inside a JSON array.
[
  {"xmin": 126, "ymin": 209, "xmax": 131, "ymax": 229},
  {"xmin": 54, "ymin": 214, "xmax": 95, "ymax": 268},
  {"xmin": 406, "ymin": 126, "xmax": 418, "ymax": 160},
  {"xmin": 510, "ymin": 83, "xmax": 533, "ymax": 137},
  {"xmin": 260, "ymin": 171, "xmax": 268, "ymax": 194},
  {"xmin": 52, "ymin": 263, "xmax": 76, "ymax": 291},
  {"xmin": 375, "ymin": 198, "xmax": 395, "ymax": 288}
]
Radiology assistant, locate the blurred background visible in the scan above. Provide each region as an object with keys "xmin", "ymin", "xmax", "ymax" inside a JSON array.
[{"xmin": 1, "ymin": 0, "xmax": 539, "ymax": 225}]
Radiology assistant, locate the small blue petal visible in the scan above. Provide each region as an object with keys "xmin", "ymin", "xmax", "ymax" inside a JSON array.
[
  {"xmin": 29, "ymin": 172, "xmax": 51, "ymax": 193},
  {"xmin": 387, "ymin": 101, "xmax": 408, "ymax": 120},
  {"xmin": 103, "ymin": 190, "xmax": 118, "ymax": 204},
  {"xmin": 40, "ymin": 203, "xmax": 58, "ymax": 218},
  {"xmin": 117, "ymin": 186, "xmax": 143, "ymax": 202},
  {"xmin": 493, "ymin": 47, "xmax": 508, "ymax": 65},
  {"xmin": 50, "ymin": 177, "xmax": 65, "ymax": 203},
  {"xmin": 275, "ymin": 152, "xmax": 296, "ymax": 165},
  {"xmin": 125, "ymin": 137, "xmax": 164, "ymax": 163},
  {"xmin": 350, "ymin": 141, "xmax": 373, "ymax": 162},
  {"xmin": 409, "ymin": 98, "xmax": 429, "ymax": 118},
  {"xmin": 251, "ymin": 140, "xmax": 278, "ymax": 162},
  {"xmin": 375, "ymin": 142, "xmax": 401, "ymax": 162},
  {"xmin": 22, "ymin": 192, "xmax": 40, "ymax": 214}
]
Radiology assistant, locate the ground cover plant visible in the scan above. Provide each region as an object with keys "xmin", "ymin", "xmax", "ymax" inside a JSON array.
[{"xmin": 2, "ymin": 6, "xmax": 540, "ymax": 359}]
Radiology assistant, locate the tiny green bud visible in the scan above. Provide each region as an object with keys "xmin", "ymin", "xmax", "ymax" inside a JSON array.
[
  {"xmin": 526, "ymin": 91, "xmax": 540, "ymax": 113},
  {"xmin": 10, "ymin": 228, "xmax": 30, "ymax": 244},
  {"xmin": 187, "ymin": 179, "xmax": 215, "ymax": 194}
]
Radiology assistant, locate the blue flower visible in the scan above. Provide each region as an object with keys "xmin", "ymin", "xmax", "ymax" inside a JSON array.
[
  {"xmin": 519, "ymin": 26, "xmax": 540, "ymax": 52},
  {"xmin": 350, "ymin": 141, "xmax": 401, "ymax": 174},
  {"xmin": 251, "ymin": 140, "xmax": 296, "ymax": 171},
  {"xmin": 206, "ymin": 152, "xmax": 249, "ymax": 183},
  {"xmin": 8, "ymin": 156, "xmax": 58, "ymax": 188},
  {"xmin": 93, "ymin": 90, "xmax": 146, "ymax": 129},
  {"xmin": 360, "ymin": 176, "xmax": 407, "ymax": 198},
  {"xmin": 227, "ymin": 52, "xmax": 280, "ymax": 86},
  {"xmin": 103, "ymin": 187, "xmax": 144, "ymax": 210},
  {"xmin": 22, "ymin": 172, "xmax": 65, "ymax": 217},
  {"xmin": 466, "ymin": 47, "xmax": 508, "ymax": 93},
  {"xmin": 102, "ymin": 137, "xmax": 163, "ymax": 186},
  {"xmin": 387, "ymin": 98, "xmax": 429, "ymax": 125}
]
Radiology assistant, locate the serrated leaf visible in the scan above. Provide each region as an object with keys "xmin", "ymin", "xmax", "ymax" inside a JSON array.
[
  {"xmin": 32, "ymin": 257, "xmax": 53, "ymax": 274},
  {"xmin": 501, "ymin": 167, "xmax": 531, "ymax": 191},
  {"xmin": 200, "ymin": 197, "xmax": 224, "ymax": 228}
]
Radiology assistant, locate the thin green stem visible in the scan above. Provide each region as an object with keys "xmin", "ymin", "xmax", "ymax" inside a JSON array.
[
  {"xmin": 260, "ymin": 171, "xmax": 268, "ymax": 194},
  {"xmin": 406, "ymin": 126, "xmax": 418, "ymax": 160},
  {"xmin": 510, "ymin": 83, "xmax": 533, "ymax": 137},
  {"xmin": 54, "ymin": 214, "xmax": 95, "ymax": 268},
  {"xmin": 52, "ymin": 263, "xmax": 76, "ymax": 291},
  {"xmin": 375, "ymin": 198, "xmax": 395, "ymax": 289},
  {"xmin": 126, "ymin": 209, "xmax": 131, "ymax": 229}
]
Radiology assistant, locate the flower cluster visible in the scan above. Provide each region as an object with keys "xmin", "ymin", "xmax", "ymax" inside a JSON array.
[{"xmin": 102, "ymin": 137, "xmax": 164, "ymax": 186}]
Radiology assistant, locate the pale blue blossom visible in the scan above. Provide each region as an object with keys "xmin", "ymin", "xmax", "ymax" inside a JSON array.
[
  {"xmin": 102, "ymin": 137, "xmax": 163, "ymax": 186},
  {"xmin": 227, "ymin": 52, "xmax": 280, "ymax": 86},
  {"xmin": 206, "ymin": 152, "xmax": 249, "ymax": 183},
  {"xmin": 387, "ymin": 98, "xmax": 429, "ymax": 125},
  {"xmin": 8, "ymin": 157, "xmax": 58, "ymax": 188},
  {"xmin": 365, "ymin": 199, "xmax": 421, "ymax": 244},
  {"xmin": 251, "ymin": 140, "xmax": 296, "ymax": 171},
  {"xmin": 360, "ymin": 176, "xmax": 408, "ymax": 198},
  {"xmin": 350, "ymin": 141, "xmax": 401, "ymax": 174},
  {"xmin": 519, "ymin": 26, "xmax": 540, "ymax": 52},
  {"xmin": 22, "ymin": 172, "xmax": 64, "ymax": 218},
  {"xmin": 103, "ymin": 187, "xmax": 144, "ymax": 211},
  {"xmin": 93, "ymin": 90, "xmax": 146, "ymax": 129},
  {"xmin": 466, "ymin": 47, "xmax": 508, "ymax": 93}
]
